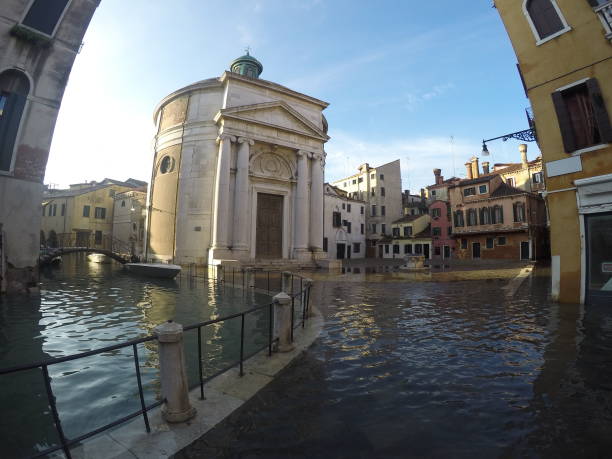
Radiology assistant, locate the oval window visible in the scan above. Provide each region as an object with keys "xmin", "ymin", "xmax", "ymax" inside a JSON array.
[{"xmin": 159, "ymin": 156, "xmax": 175, "ymax": 174}]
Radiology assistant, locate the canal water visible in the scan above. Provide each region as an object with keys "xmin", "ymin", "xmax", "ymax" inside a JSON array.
[
  {"xmin": 178, "ymin": 270, "xmax": 612, "ymax": 458},
  {"xmin": 0, "ymin": 255, "xmax": 273, "ymax": 458}
]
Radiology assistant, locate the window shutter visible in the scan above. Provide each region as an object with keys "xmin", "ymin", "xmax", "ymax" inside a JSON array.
[
  {"xmin": 513, "ymin": 203, "xmax": 517, "ymax": 222},
  {"xmin": 552, "ymin": 91, "xmax": 577, "ymax": 153},
  {"xmin": 586, "ymin": 0, "xmax": 599, "ymax": 6},
  {"xmin": 499, "ymin": 206, "xmax": 504, "ymax": 223},
  {"xmin": 586, "ymin": 78, "xmax": 612, "ymax": 144}
]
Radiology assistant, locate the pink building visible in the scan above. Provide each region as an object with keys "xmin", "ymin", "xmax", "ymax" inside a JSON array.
[{"xmin": 429, "ymin": 200, "xmax": 454, "ymax": 259}]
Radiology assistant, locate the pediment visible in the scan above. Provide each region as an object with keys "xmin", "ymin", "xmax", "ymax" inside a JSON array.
[{"xmin": 216, "ymin": 101, "xmax": 328, "ymax": 141}]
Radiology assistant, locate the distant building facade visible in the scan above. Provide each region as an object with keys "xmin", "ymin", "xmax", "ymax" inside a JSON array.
[
  {"xmin": 402, "ymin": 189, "xmax": 428, "ymax": 216},
  {"xmin": 145, "ymin": 53, "xmax": 329, "ymax": 266},
  {"xmin": 113, "ymin": 188, "xmax": 147, "ymax": 259},
  {"xmin": 323, "ymin": 184, "xmax": 366, "ymax": 259},
  {"xmin": 429, "ymin": 200, "xmax": 454, "ymax": 260},
  {"xmin": 378, "ymin": 214, "xmax": 431, "ymax": 259},
  {"xmin": 496, "ymin": 0, "xmax": 612, "ymax": 304},
  {"xmin": 42, "ymin": 179, "xmax": 145, "ymax": 252},
  {"xmin": 449, "ymin": 174, "xmax": 547, "ymax": 261},
  {"xmin": 0, "ymin": 0, "xmax": 100, "ymax": 292},
  {"xmin": 332, "ymin": 160, "xmax": 403, "ymax": 257}
]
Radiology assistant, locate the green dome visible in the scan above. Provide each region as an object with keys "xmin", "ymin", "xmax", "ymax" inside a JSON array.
[{"xmin": 230, "ymin": 50, "xmax": 263, "ymax": 79}]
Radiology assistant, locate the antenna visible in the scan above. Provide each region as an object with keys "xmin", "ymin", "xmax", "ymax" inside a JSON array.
[{"xmin": 450, "ymin": 135, "xmax": 455, "ymax": 177}]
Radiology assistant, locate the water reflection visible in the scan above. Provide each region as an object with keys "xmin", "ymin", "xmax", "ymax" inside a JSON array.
[{"xmin": 0, "ymin": 254, "xmax": 271, "ymax": 458}]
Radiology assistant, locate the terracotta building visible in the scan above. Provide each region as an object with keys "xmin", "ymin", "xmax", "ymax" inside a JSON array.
[
  {"xmin": 429, "ymin": 200, "xmax": 454, "ymax": 260},
  {"xmin": 450, "ymin": 174, "xmax": 547, "ymax": 260},
  {"xmin": 496, "ymin": 0, "xmax": 612, "ymax": 305}
]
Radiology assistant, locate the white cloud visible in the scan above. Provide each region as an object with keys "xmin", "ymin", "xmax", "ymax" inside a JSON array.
[{"xmin": 324, "ymin": 130, "xmax": 477, "ymax": 193}]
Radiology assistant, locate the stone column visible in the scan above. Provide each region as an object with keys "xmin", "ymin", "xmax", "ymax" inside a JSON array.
[
  {"xmin": 309, "ymin": 153, "xmax": 324, "ymax": 251},
  {"xmin": 233, "ymin": 137, "xmax": 253, "ymax": 257},
  {"xmin": 211, "ymin": 134, "xmax": 235, "ymax": 258},
  {"xmin": 154, "ymin": 320, "xmax": 196, "ymax": 423},
  {"xmin": 273, "ymin": 292, "xmax": 294, "ymax": 352},
  {"xmin": 294, "ymin": 150, "xmax": 310, "ymax": 258}
]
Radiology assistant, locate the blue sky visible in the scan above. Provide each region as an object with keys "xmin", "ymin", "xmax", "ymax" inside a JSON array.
[{"xmin": 46, "ymin": 0, "xmax": 540, "ymax": 192}]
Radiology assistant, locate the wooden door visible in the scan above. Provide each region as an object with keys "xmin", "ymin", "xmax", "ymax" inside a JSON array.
[
  {"xmin": 256, "ymin": 193, "xmax": 283, "ymax": 259},
  {"xmin": 520, "ymin": 241, "xmax": 530, "ymax": 260},
  {"xmin": 472, "ymin": 242, "xmax": 481, "ymax": 259}
]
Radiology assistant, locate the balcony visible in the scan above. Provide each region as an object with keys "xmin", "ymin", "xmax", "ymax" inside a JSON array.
[{"xmin": 595, "ymin": 1, "xmax": 612, "ymax": 41}]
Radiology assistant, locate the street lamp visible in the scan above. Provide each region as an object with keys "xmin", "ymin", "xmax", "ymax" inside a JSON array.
[{"xmin": 481, "ymin": 141, "xmax": 490, "ymax": 156}]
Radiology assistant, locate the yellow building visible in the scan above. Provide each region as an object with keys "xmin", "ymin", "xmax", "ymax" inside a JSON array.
[
  {"xmin": 42, "ymin": 179, "xmax": 146, "ymax": 250},
  {"xmin": 496, "ymin": 0, "xmax": 612, "ymax": 305}
]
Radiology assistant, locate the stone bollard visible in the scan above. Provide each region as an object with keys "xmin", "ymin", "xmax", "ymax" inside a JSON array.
[
  {"xmin": 154, "ymin": 320, "xmax": 197, "ymax": 423},
  {"xmin": 281, "ymin": 271, "xmax": 292, "ymax": 293},
  {"xmin": 245, "ymin": 267, "xmax": 255, "ymax": 288},
  {"xmin": 303, "ymin": 278, "xmax": 315, "ymax": 317},
  {"xmin": 273, "ymin": 292, "xmax": 295, "ymax": 352}
]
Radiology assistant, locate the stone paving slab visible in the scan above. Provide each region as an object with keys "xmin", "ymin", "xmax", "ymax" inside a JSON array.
[{"xmin": 67, "ymin": 309, "xmax": 323, "ymax": 459}]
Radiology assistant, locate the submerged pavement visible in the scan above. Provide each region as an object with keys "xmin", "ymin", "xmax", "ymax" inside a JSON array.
[{"xmin": 176, "ymin": 268, "xmax": 612, "ymax": 458}]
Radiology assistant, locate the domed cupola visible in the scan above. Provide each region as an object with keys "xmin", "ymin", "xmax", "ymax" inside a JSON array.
[{"xmin": 230, "ymin": 49, "xmax": 263, "ymax": 79}]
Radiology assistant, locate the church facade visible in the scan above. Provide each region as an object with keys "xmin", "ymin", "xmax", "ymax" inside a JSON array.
[{"xmin": 145, "ymin": 53, "xmax": 329, "ymax": 265}]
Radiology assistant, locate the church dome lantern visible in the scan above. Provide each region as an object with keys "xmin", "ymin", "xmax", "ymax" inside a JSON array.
[{"xmin": 230, "ymin": 49, "xmax": 263, "ymax": 79}]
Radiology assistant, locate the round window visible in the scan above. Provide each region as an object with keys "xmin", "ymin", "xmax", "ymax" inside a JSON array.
[{"xmin": 159, "ymin": 156, "xmax": 175, "ymax": 174}]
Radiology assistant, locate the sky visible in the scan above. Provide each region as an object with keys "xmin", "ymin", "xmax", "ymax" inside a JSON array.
[{"xmin": 45, "ymin": 0, "xmax": 540, "ymax": 193}]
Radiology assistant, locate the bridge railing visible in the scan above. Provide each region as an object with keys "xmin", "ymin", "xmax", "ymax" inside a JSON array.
[{"xmin": 40, "ymin": 232, "xmax": 134, "ymax": 259}]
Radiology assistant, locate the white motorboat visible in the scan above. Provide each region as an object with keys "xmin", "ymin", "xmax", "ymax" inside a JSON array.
[{"xmin": 125, "ymin": 263, "xmax": 181, "ymax": 279}]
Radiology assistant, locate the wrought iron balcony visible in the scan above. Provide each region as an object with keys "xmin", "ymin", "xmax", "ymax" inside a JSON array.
[{"xmin": 594, "ymin": 1, "xmax": 612, "ymax": 41}]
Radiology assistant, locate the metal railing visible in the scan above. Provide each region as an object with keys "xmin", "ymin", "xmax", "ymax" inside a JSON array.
[
  {"xmin": 595, "ymin": 1, "xmax": 612, "ymax": 39},
  {"xmin": 0, "ymin": 266, "xmax": 312, "ymax": 459}
]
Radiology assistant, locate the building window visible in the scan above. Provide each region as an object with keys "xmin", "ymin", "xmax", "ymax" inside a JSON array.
[
  {"xmin": 392, "ymin": 227, "xmax": 400, "ymax": 237},
  {"xmin": 332, "ymin": 211, "xmax": 341, "ymax": 227},
  {"xmin": 42, "ymin": 205, "xmax": 46, "ymax": 216},
  {"xmin": 492, "ymin": 205, "xmax": 504, "ymax": 224},
  {"xmin": 347, "ymin": 222, "xmax": 352, "ymax": 233},
  {"xmin": 352, "ymin": 179, "xmax": 356, "ymax": 185},
  {"xmin": 20, "ymin": 0, "xmax": 69, "ymax": 36},
  {"xmin": 467, "ymin": 208, "xmax": 478, "ymax": 226},
  {"xmin": 0, "ymin": 70, "xmax": 30, "ymax": 172},
  {"xmin": 514, "ymin": 202, "xmax": 526, "ymax": 222},
  {"xmin": 371, "ymin": 205, "xmax": 376, "ymax": 216},
  {"xmin": 385, "ymin": 244, "xmax": 390, "ymax": 254},
  {"xmin": 393, "ymin": 244, "xmax": 400, "ymax": 254},
  {"xmin": 432, "ymin": 208, "xmax": 441, "ymax": 218},
  {"xmin": 372, "ymin": 223, "xmax": 377, "ymax": 233},
  {"xmin": 435, "ymin": 246, "xmax": 441, "ymax": 256},
  {"xmin": 498, "ymin": 236, "xmax": 507, "ymax": 246},
  {"xmin": 371, "ymin": 188, "xmax": 376, "ymax": 196},
  {"xmin": 454, "ymin": 210, "xmax": 465, "ymax": 227},
  {"xmin": 381, "ymin": 224, "xmax": 386, "ymax": 234},
  {"xmin": 353, "ymin": 243, "xmax": 361, "ymax": 253},
  {"xmin": 524, "ymin": 0, "xmax": 569, "ymax": 43},
  {"xmin": 342, "ymin": 203, "xmax": 345, "ymax": 209},
  {"xmin": 414, "ymin": 244, "xmax": 423, "ymax": 254},
  {"xmin": 532, "ymin": 172, "xmax": 543, "ymax": 184},
  {"xmin": 552, "ymin": 79, "xmax": 612, "ymax": 153},
  {"xmin": 486, "ymin": 237, "xmax": 494, "ymax": 249},
  {"xmin": 480, "ymin": 207, "xmax": 492, "ymax": 225},
  {"xmin": 94, "ymin": 207, "xmax": 106, "ymax": 219},
  {"xmin": 448, "ymin": 226, "xmax": 452, "ymax": 235},
  {"xmin": 159, "ymin": 155, "xmax": 175, "ymax": 174},
  {"xmin": 361, "ymin": 223, "xmax": 364, "ymax": 234},
  {"xmin": 360, "ymin": 206, "xmax": 364, "ymax": 215},
  {"xmin": 432, "ymin": 227, "xmax": 441, "ymax": 236},
  {"xmin": 463, "ymin": 187, "xmax": 476, "ymax": 197},
  {"xmin": 83, "ymin": 205, "xmax": 90, "ymax": 217},
  {"xmin": 403, "ymin": 226, "xmax": 412, "ymax": 237},
  {"xmin": 323, "ymin": 237, "xmax": 328, "ymax": 252},
  {"xmin": 94, "ymin": 230, "xmax": 102, "ymax": 245},
  {"xmin": 507, "ymin": 177, "xmax": 516, "ymax": 188},
  {"xmin": 51, "ymin": 204, "xmax": 57, "ymax": 217},
  {"xmin": 121, "ymin": 200, "xmax": 126, "ymax": 207},
  {"xmin": 381, "ymin": 206, "xmax": 386, "ymax": 216},
  {"xmin": 381, "ymin": 187, "xmax": 386, "ymax": 196},
  {"xmin": 358, "ymin": 177, "xmax": 363, "ymax": 183},
  {"xmin": 380, "ymin": 174, "xmax": 384, "ymax": 180},
  {"xmin": 461, "ymin": 239, "xmax": 467, "ymax": 249},
  {"xmin": 431, "ymin": 190, "xmax": 437, "ymax": 196},
  {"xmin": 479, "ymin": 184, "xmax": 487, "ymax": 194},
  {"xmin": 347, "ymin": 204, "xmax": 351, "ymax": 212},
  {"xmin": 404, "ymin": 244, "xmax": 412, "ymax": 254}
]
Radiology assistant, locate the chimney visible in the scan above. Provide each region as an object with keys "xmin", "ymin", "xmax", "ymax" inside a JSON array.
[
  {"xmin": 519, "ymin": 144, "xmax": 528, "ymax": 168},
  {"xmin": 465, "ymin": 162, "xmax": 473, "ymax": 179},
  {"xmin": 433, "ymin": 168, "xmax": 442, "ymax": 185},
  {"xmin": 471, "ymin": 157, "xmax": 480, "ymax": 179},
  {"xmin": 482, "ymin": 161, "xmax": 490, "ymax": 174}
]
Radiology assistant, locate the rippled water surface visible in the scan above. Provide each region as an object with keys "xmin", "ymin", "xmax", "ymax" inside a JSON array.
[
  {"xmin": 179, "ymin": 271, "xmax": 612, "ymax": 458},
  {"xmin": 0, "ymin": 255, "xmax": 273, "ymax": 458}
]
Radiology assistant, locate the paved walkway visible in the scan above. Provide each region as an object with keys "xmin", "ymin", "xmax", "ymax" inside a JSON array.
[{"xmin": 175, "ymin": 272, "xmax": 612, "ymax": 458}]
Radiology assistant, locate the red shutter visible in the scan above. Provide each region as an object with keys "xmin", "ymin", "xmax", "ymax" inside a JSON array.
[
  {"xmin": 552, "ymin": 91, "xmax": 577, "ymax": 153},
  {"xmin": 586, "ymin": 78, "xmax": 612, "ymax": 144}
]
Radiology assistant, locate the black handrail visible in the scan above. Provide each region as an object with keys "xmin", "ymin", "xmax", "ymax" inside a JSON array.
[{"xmin": 1, "ymin": 266, "xmax": 313, "ymax": 459}]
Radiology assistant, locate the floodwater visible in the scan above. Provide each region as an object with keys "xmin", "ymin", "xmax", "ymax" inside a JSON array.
[
  {"xmin": 0, "ymin": 255, "xmax": 273, "ymax": 458},
  {"xmin": 178, "ymin": 270, "xmax": 612, "ymax": 458}
]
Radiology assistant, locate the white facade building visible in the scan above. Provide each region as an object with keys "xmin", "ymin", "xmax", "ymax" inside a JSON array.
[
  {"xmin": 145, "ymin": 53, "xmax": 329, "ymax": 266},
  {"xmin": 323, "ymin": 184, "xmax": 366, "ymax": 260},
  {"xmin": 113, "ymin": 189, "xmax": 147, "ymax": 259},
  {"xmin": 331, "ymin": 160, "xmax": 403, "ymax": 257}
]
